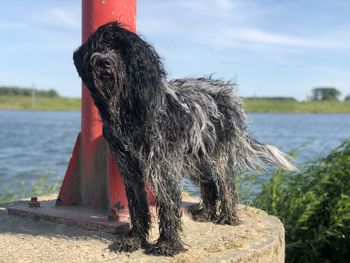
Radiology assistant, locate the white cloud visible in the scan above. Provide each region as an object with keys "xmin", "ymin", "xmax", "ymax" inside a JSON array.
[
  {"xmin": 31, "ymin": 7, "xmax": 80, "ymax": 30},
  {"xmin": 311, "ymin": 66, "xmax": 350, "ymax": 76},
  {"xmin": 227, "ymin": 27, "xmax": 336, "ymax": 48},
  {"xmin": 216, "ymin": 0, "xmax": 234, "ymax": 11},
  {"xmin": 0, "ymin": 21, "xmax": 28, "ymax": 31},
  {"xmin": 139, "ymin": 1, "xmax": 343, "ymax": 52},
  {"xmin": 137, "ymin": 17, "xmax": 176, "ymax": 36},
  {"xmin": 48, "ymin": 8, "xmax": 80, "ymax": 29},
  {"xmin": 199, "ymin": 26, "xmax": 340, "ymax": 50}
]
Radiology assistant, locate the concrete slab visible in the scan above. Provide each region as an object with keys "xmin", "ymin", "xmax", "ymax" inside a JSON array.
[
  {"xmin": 6, "ymin": 195, "xmax": 197, "ymax": 234},
  {"xmin": 7, "ymin": 199, "xmax": 129, "ymax": 234}
]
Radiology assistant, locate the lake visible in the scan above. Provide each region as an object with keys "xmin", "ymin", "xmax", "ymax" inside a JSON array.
[{"xmin": 0, "ymin": 110, "xmax": 349, "ymax": 194}]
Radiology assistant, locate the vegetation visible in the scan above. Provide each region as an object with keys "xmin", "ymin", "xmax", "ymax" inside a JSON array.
[
  {"xmin": 243, "ymin": 99, "xmax": 350, "ymax": 113},
  {"xmin": 0, "ymin": 86, "xmax": 59, "ymax": 97},
  {"xmin": 0, "ymin": 170, "xmax": 62, "ymax": 204},
  {"xmin": 245, "ymin": 96, "xmax": 297, "ymax": 101},
  {"xmin": 253, "ymin": 138, "xmax": 350, "ymax": 262},
  {"xmin": 1, "ymin": 86, "xmax": 349, "ymax": 112},
  {"xmin": 1, "ymin": 96, "xmax": 350, "ymax": 112},
  {"xmin": 0, "ymin": 87, "xmax": 81, "ymax": 111},
  {"xmin": 0, "ymin": 96, "xmax": 80, "ymax": 111},
  {"xmin": 310, "ymin": 87, "xmax": 341, "ymax": 101}
]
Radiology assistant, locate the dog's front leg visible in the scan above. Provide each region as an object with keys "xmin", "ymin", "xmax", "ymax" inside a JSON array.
[
  {"xmin": 146, "ymin": 170, "xmax": 186, "ymax": 256},
  {"xmin": 110, "ymin": 163, "xmax": 151, "ymax": 253}
]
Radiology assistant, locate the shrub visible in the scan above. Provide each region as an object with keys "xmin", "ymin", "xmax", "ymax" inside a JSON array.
[{"xmin": 253, "ymin": 138, "xmax": 350, "ymax": 262}]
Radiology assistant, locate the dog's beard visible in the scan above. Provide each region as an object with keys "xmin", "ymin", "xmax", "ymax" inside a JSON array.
[
  {"xmin": 73, "ymin": 45, "xmax": 126, "ymax": 118},
  {"xmin": 90, "ymin": 51, "xmax": 122, "ymax": 98}
]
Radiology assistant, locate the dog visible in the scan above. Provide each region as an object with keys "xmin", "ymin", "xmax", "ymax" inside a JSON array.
[{"xmin": 73, "ymin": 21, "xmax": 294, "ymax": 256}]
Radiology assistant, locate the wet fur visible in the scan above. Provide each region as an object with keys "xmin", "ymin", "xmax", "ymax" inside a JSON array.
[{"xmin": 73, "ymin": 22, "xmax": 294, "ymax": 256}]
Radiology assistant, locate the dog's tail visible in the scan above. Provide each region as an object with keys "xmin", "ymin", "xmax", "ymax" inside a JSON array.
[{"xmin": 238, "ymin": 135, "xmax": 296, "ymax": 171}]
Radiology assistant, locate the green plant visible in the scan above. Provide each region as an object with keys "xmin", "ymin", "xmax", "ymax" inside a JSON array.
[
  {"xmin": 254, "ymin": 138, "xmax": 350, "ymax": 262},
  {"xmin": 0, "ymin": 169, "xmax": 61, "ymax": 204},
  {"xmin": 31, "ymin": 170, "xmax": 62, "ymax": 197}
]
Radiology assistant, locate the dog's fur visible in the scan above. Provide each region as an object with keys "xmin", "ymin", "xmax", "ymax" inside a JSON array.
[{"xmin": 73, "ymin": 22, "xmax": 294, "ymax": 256}]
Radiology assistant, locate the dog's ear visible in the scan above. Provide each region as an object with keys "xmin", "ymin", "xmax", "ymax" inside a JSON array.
[
  {"xmin": 73, "ymin": 46, "xmax": 90, "ymax": 86},
  {"xmin": 89, "ymin": 51, "xmax": 125, "ymax": 98}
]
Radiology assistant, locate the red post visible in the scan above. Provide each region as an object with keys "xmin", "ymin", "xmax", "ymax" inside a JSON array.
[{"xmin": 57, "ymin": 0, "xmax": 155, "ymax": 211}]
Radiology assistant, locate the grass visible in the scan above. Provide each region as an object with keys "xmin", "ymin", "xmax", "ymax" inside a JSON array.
[
  {"xmin": 243, "ymin": 99, "xmax": 350, "ymax": 113},
  {"xmin": 0, "ymin": 96, "xmax": 81, "ymax": 111},
  {"xmin": 0, "ymin": 169, "xmax": 62, "ymax": 204},
  {"xmin": 1, "ymin": 96, "xmax": 350, "ymax": 112}
]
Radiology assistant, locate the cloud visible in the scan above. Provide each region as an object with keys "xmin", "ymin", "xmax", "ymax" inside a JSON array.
[
  {"xmin": 139, "ymin": 1, "xmax": 342, "ymax": 52},
  {"xmin": 216, "ymin": 0, "xmax": 234, "ymax": 10},
  {"xmin": 311, "ymin": 66, "xmax": 350, "ymax": 76},
  {"xmin": 137, "ymin": 17, "xmax": 176, "ymax": 36},
  {"xmin": 217, "ymin": 27, "xmax": 338, "ymax": 48},
  {"xmin": 31, "ymin": 7, "xmax": 80, "ymax": 30},
  {"xmin": 48, "ymin": 8, "xmax": 80, "ymax": 30},
  {"xmin": 0, "ymin": 21, "xmax": 28, "ymax": 31}
]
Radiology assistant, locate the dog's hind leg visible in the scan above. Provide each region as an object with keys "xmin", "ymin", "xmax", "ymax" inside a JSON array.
[
  {"xmin": 110, "ymin": 164, "xmax": 151, "ymax": 253},
  {"xmin": 146, "ymin": 167, "xmax": 186, "ymax": 256},
  {"xmin": 190, "ymin": 164, "xmax": 218, "ymax": 222},
  {"xmin": 215, "ymin": 155, "xmax": 239, "ymax": 225}
]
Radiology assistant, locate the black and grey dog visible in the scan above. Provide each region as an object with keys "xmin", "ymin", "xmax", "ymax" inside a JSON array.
[{"xmin": 73, "ymin": 22, "xmax": 294, "ymax": 256}]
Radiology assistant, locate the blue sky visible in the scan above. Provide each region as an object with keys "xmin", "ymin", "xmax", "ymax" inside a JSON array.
[{"xmin": 0, "ymin": 0, "xmax": 349, "ymax": 100}]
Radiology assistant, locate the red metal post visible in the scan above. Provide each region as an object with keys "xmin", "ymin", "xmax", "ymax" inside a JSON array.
[
  {"xmin": 57, "ymin": 0, "xmax": 155, "ymax": 211},
  {"xmin": 80, "ymin": 0, "xmax": 137, "ymax": 209}
]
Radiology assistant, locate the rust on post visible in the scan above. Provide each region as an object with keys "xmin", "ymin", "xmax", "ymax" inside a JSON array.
[
  {"xmin": 29, "ymin": 197, "xmax": 40, "ymax": 208},
  {"xmin": 107, "ymin": 208, "xmax": 119, "ymax": 221}
]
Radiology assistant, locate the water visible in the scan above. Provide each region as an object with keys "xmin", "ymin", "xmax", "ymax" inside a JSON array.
[
  {"xmin": 0, "ymin": 110, "xmax": 350, "ymax": 194},
  {"xmin": 0, "ymin": 110, "xmax": 80, "ymax": 193},
  {"xmin": 248, "ymin": 113, "xmax": 350, "ymax": 163}
]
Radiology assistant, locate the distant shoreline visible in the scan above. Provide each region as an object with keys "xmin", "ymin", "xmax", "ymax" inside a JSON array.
[{"xmin": 0, "ymin": 96, "xmax": 350, "ymax": 113}]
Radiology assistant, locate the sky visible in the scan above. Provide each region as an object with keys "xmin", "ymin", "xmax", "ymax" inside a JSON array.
[{"xmin": 0, "ymin": 0, "xmax": 349, "ymax": 100}]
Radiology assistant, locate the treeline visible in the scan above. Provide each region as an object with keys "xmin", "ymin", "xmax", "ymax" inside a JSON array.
[
  {"xmin": 245, "ymin": 87, "xmax": 350, "ymax": 102},
  {"xmin": 244, "ymin": 97, "xmax": 297, "ymax": 101},
  {"xmin": 0, "ymin": 86, "xmax": 59, "ymax": 97},
  {"xmin": 309, "ymin": 87, "xmax": 350, "ymax": 101}
]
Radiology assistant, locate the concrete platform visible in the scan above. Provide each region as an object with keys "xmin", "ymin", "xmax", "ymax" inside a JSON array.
[
  {"xmin": 0, "ymin": 196, "xmax": 285, "ymax": 263},
  {"xmin": 6, "ymin": 196, "xmax": 197, "ymax": 234},
  {"xmin": 7, "ymin": 199, "xmax": 130, "ymax": 234}
]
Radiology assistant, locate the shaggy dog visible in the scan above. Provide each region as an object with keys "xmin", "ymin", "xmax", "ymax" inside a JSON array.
[{"xmin": 73, "ymin": 22, "xmax": 294, "ymax": 256}]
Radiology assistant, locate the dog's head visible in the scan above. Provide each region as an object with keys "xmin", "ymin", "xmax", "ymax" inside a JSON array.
[
  {"xmin": 73, "ymin": 22, "xmax": 166, "ymax": 118},
  {"xmin": 73, "ymin": 22, "xmax": 127, "ymax": 101}
]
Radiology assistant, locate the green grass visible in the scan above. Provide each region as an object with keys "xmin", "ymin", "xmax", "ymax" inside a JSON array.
[
  {"xmin": 244, "ymin": 99, "xmax": 350, "ymax": 113},
  {"xmin": 0, "ymin": 96, "xmax": 81, "ymax": 111},
  {"xmin": 0, "ymin": 96, "xmax": 350, "ymax": 112},
  {"xmin": 0, "ymin": 169, "xmax": 62, "ymax": 204}
]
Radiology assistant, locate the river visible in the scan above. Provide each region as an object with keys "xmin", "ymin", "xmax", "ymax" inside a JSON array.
[{"xmin": 0, "ymin": 110, "xmax": 349, "ymax": 194}]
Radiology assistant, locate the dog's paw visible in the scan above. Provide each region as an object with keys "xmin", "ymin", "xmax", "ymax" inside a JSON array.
[
  {"xmin": 215, "ymin": 213, "xmax": 240, "ymax": 225},
  {"xmin": 145, "ymin": 239, "xmax": 186, "ymax": 256},
  {"xmin": 191, "ymin": 208, "xmax": 216, "ymax": 222},
  {"xmin": 109, "ymin": 235, "xmax": 144, "ymax": 253}
]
